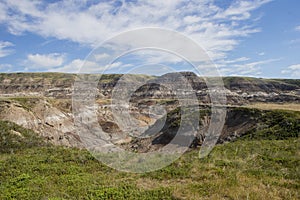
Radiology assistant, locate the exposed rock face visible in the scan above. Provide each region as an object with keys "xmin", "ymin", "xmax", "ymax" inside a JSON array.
[
  {"xmin": 121, "ymin": 106, "xmax": 299, "ymax": 152},
  {"xmin": 119, "ymin": 107, "xmax": 254, "ymax": 152},
  {"xmin": 0, "ymin": 72, "xmax": 299, "ymax": 149},
  {"xmin": 0, "ymin": 99, "xmax": 82, "ymax": 147},
  {"xmin": 0, "ymin": 72, "xmax": 299, "ymax": 104},
  {"xmin": 0, "ymin": 73, "xmax": 75, "ymax": 98},
  {"xmin": 0, "ymin": 98, "xmax": 167, "ymax": 148}
]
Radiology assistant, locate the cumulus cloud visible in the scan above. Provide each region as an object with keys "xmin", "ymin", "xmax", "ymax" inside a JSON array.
[
  {"xmin": 281, "ymin": 64, "xmax": 300, "ymax": 78},
  {"xmin": 52, "ymin": 59, "xmax": 129, "ymax": 73},
  {"xmin": 0, "ymin": 41, "xmax": 14, "ymax": 57},
  {"xmin": 94, "ymin": 53, "xmax": 110, "ymax": 61},
  {"xmin": 0, "ymin": 0, "xmax": 272, "ymax": 63},
  {"xmin": 53, "ymin": 59, "xmax": 95, "ymax": 73},
  {"xmin": 26, "ymin": 53, "xmax": 65, "ymax": 69}
]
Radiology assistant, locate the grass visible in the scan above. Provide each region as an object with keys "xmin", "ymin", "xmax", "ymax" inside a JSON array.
[
  {"xmin": 245, "ymin": 103, "xmax": 300, "ymax": 112},
  {"xmin": 222, "ymin": 76, "xmax": 300, "ymax": 89},
  {"xmin": 242, "ymin": 109, "xmax": 300, "ymax": 140},
  {"xmin": 0, "ymin": 120, "xmax": 299, "ymax": 199},
  {"xmin": 1, "ymin": 97, "xmax": 41, "ymax": 111},
  {"xmin": 0, "ymin": 121, "xmax": 47, "ymax": 153}
]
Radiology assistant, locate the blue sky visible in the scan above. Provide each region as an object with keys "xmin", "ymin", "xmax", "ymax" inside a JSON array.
[{"xmin": 0, "ymin": 0, "xmax": 299, "ymax": 78}]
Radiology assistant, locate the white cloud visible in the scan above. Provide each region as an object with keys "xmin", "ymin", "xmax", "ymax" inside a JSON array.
[
  {"xmin": 0, "ymin": 0, "xmax": 271, "ymax": 63},
  {"xmin": 281, "ymin": 64, "xmax": 300, "ymax": 78},
  {"xmin": 184, "ymin": 15, "xmax": 202, "ymax": 24},
  {"xmin": 126, "ymin": 49, "xmax": 184, "ymax": 65},
  {"xmin": 110, "ymin": 62, "xmax": 123, "ymax": 69},
  {"xmin": 53, "ymin": 59, "xmax": 87, "ymax": 73},
  {"xmin": 53, "ymin": 59, "xmax": 130, "ymax": 73},
  {"xmin": 26, "ymin": 53, "xmax": 65, "ymax": 69},
  {"xmin": 220, "ymin": 58, "xmax": 280, "ymax": 76},
  {"xmin": 215, "ymin": 0, "xmax": 272, "ymax": 21},
  {"xmin": 94, "ymin": 53, "xmax": 110, "ymax": 61},
  {"xmin": 258, "ymin": 52, "xmax": 265, "ymax": 56},
  {"xmin": 0, "ymin": 63, "xmax": 12, "ymax": 72},
  {"xmin": 295, "ymin": 26, "xmax": 300, "ymax": 32},
  {"xmin": 217, "ymin": 57, "xmax": 250, "ymax": 66},
  {"xmin": 0, "ymin": 41, "xmax": 14, "ymax": 57}
]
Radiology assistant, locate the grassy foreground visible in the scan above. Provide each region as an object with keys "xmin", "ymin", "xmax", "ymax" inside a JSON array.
[
  {"xmin": 0, "ymin": 140, "xmax": 299, "ymax": 199},
  {"xmin": 0, "ymin": 126, "xmax": 299, "ymax": 199}
]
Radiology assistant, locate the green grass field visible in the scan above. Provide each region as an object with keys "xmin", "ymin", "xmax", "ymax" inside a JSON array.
[{"xmin": 0, "ymin": 119, "xmax": 299, "ymax": 200}]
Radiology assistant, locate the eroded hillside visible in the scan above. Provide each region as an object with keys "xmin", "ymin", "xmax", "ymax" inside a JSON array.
[
  {"xmin": 0, "ymin": 72, "xmax": 299, "ymax": 103},
  {"xmin": 0, "ymin": 72, "xmax": 299, "ymax": 149}
]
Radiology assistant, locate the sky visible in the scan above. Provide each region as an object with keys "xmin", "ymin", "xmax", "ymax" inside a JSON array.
[{"xmin": 0, "ymin": 0, "xmax": 299, "ymax": 78}]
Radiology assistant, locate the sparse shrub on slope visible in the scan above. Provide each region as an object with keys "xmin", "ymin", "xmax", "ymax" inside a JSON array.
[
  {"xmin": 0, "ymin": 121, "xmax": 46, "ymax": 153},
  {"xmin": 242, "ymin": 109, "xmax": 300, "ymax": 140}
]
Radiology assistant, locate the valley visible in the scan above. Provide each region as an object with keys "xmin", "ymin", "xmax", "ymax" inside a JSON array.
[{"xmin": 0, "ymin": 72, "xmax": 299, "ymax": 199}]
